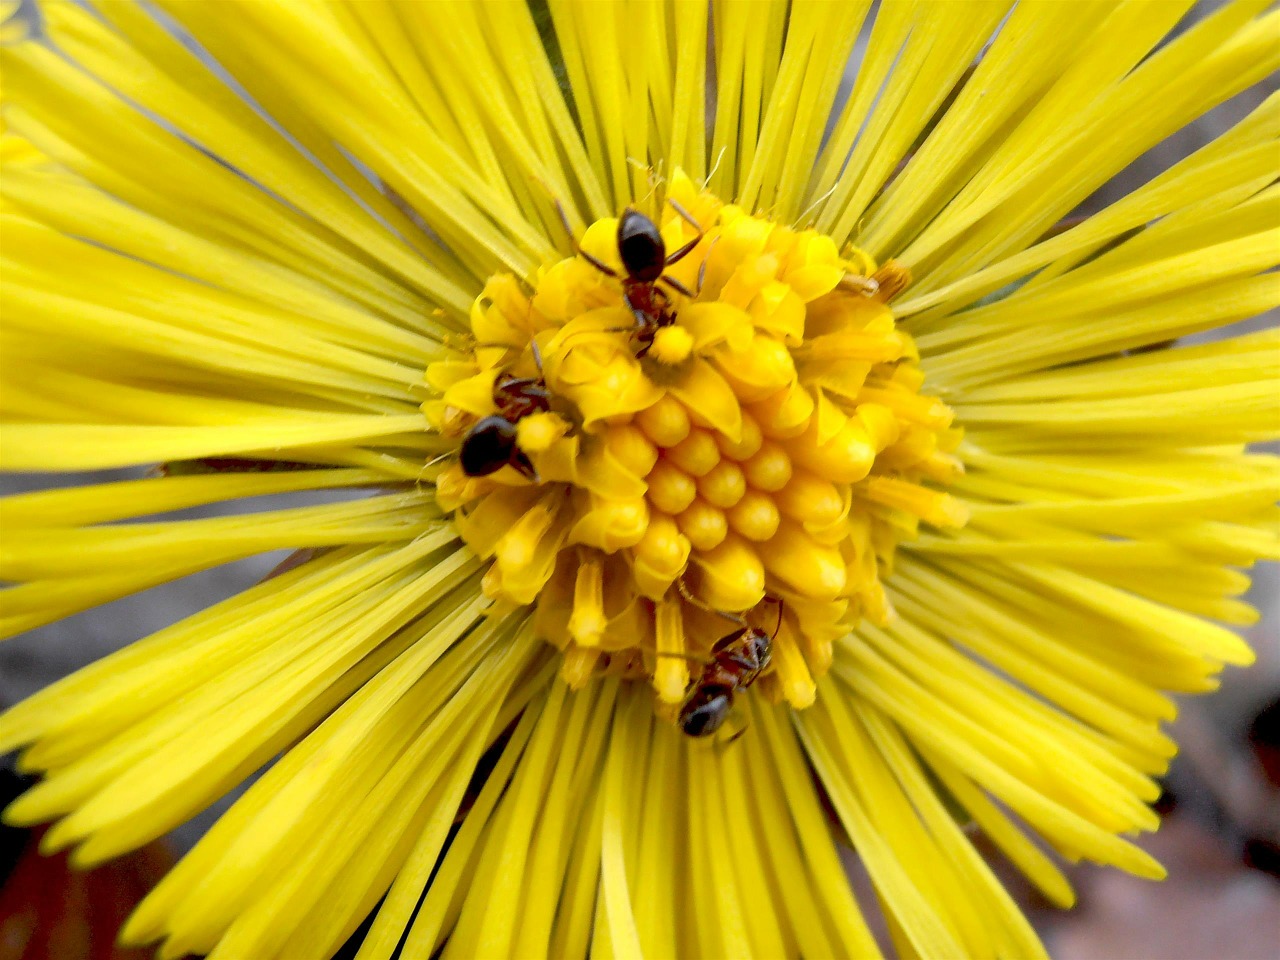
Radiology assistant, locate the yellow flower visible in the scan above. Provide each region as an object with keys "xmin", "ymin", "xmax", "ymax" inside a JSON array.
[{"xmin": 1, "ymin": 1, "xmax": 1277, "ymax": 958}]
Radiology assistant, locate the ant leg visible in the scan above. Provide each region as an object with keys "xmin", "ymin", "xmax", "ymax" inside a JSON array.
[
  {"xmin": 659, "ymin": 235, "xmax": 719, "ymax": 299},
  {"xmin": 658, "ymin": 274, "xmax": 694, "ymax": 298},
  {"xmin": 579, "ymin": 247, "xmax": 620, "ymax": 279},
  {"xmin": 555, "ymin": 198, "xmax": 618, "ymax": 279},
  {"xmin": 693, "ymin": 236, "xmax": 720, "ymax": 297},
  {"xmin": 676, "ymin": 579, "xmax": 748, "ymax": 628},
  {"xmin": 551, "ymin": 196, "xmax": 578, "ymax": 250},
  {"xmin": 652, "ymin": 650, "xmax": 712, "ymax": 667},
  {"xmin": 497, "ymin": 376, "xmax": 540, "ymax": 393},
  {"xmin": 719, "ymin": 713, "xmax": 750, "ymax": 746},
  {"xmin": 511, "ymin": 449, "xmax": 541, "ymax": 483},
  {"xmin": 500, "ymin": 381, "xmax": 551, "ymax": 407},
  {"xmin": 530, "ymin": 337, "xmax": 544, "ymax": 376},
  {"xmin": 663, "ymin": 197, "xmax": 706, "ymax": 266}
]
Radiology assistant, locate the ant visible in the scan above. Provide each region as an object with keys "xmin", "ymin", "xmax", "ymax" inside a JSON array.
[
  {"xmin": 458, "ymin": 341, "xmax": 550, "ymax": 481},
  {"xmin": 669, "ymin": 583, "xmax": 782, "ymax": 739},
  {"xmin": 555, "ymin": 198, "xmax": 709, "ymax": 357}
]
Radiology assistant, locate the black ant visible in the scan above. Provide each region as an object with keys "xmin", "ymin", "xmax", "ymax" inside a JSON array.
[
  {"xmin": 555, "ymin": 199, "xmax": 709, "ymax": 357},
  {"xmin": 668, "ymin": 583, "xmax": 781, "ymax": 738},
  {"xmin": 458, "ymin": 342, "xmax": 550, "ymax": 481}
]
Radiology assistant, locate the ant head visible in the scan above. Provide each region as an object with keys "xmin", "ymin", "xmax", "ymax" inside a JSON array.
[
  {"xmin": 744, "ymin": 629, "xmax": 773, "ymax": 673},
  {"xmin": 617, "ymin": 208, "xmax": 666, "ymax": 283},
  {"xmin": 678, "ymin": 688, "xmax": 732, "ymax": 737}
]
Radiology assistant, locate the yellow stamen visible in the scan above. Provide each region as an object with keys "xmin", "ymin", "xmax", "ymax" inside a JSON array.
[
  {"xmin": 697, "ymin": 460, "xmax": 747, "ymax": 509},
  {"xmin": 653, "ymin": 597, "xmax": 689, "ymax": 705},
  {"xmin": 741, "ymin": 440, "xmax": 793, "ymax": 491},
  {"xmin": 632, "ymin": 516, "xmax": 691, "ymax": 601},
  {"xmin": 515, "ymin": 412, "xmax": 569, "ymax": 454},
  {"xmin": 772, "ymin": 620, "xmax": 817, "ymax": 709},
  {"xmin": 648, "ymin": 325, "xmax": 695, "ymax": 365},
  {"xmin": 676, "ymin": 499, "xmax": 729, "ymax": 552},
  {"xmin": 860, "ymin": 476, "xmax": 971, "ymax": 529},
  {"xmin": 715, "ymin": 410, "xmax": 763, "ymax": 459},
  {"xmin": 726, "ymin": 490, "xmax": 782, "ymax": 542},
  {"xmin": 560, "ymin": 645, "xmax": 602, "ymax": 690},
  {"xmin": 634, "ymin": 394, "xmax": 691, "ymax": 447},
  {"xmin": 604, "ymin": 425, "xmax": 659, "ymax": 478},
  {"xmin": 567, "ymin": 554, "xmax": 607, "ymax": 648},
  {"xmin": 645, "ymin": 460, "xmax": 698, "ymax": 515},
  {"xmin": 686, "ymin": 535, "xmax": 767, "ymax": 612},
  {"xmin": 665, "ymin": 428, "xmax": 721, "ymax": 477}
]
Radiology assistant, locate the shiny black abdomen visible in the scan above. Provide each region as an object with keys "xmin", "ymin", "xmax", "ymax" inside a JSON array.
[
  {"xmin": 460, "ymin": 415, "xmax": 519, "ymax": 476},
  {"xmin": 617, "ymin": 210, "xmax": 666, "ymax": 282},
  {"xmin": 679, "ymin": 687, "xmax": 732, "ymax": 737}
]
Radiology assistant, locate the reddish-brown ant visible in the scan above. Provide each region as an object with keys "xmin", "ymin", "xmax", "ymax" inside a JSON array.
[
  {"xmin": 555, "ymin": 199, "xmax": 709, "ymax": 358},
  {"xmin": 667, "ymin": 583, "xmax": 782, "ymax": 738},
  {"xmin": 459, "ymin": 342, "xmax": 551, "ymax": 481}
]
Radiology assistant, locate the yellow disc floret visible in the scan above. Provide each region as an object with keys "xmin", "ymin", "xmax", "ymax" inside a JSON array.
[
  {"xmin": 515, "ymin": 412, "xmax": 568, "ymax": 453},
  {"xmin": 423, "ymin": 169, "xmax": 966, "ymax": 715},
  {"xmin": 648, "ymin": 325, "xmax": 695, "ymax": 365}
]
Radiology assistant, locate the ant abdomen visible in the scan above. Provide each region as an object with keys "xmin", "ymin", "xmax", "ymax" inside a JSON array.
[
  {"xmin": 617, "ymin": 210, "xmax": 667, "ymax": 283},
  {"xmin": 678, "ymin": 686, "xmax": 733, "ymax": 737},
  {"xmin": 459, "ymin": 416, "xmax": 522, "ymax": 477}
]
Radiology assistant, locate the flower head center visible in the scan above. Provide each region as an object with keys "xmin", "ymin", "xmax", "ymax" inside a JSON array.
[{"xmin": 424, "ymin": 171, "xmax": 966, "ymax": 723}]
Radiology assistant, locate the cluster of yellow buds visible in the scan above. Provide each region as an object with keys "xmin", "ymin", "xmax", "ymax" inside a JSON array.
[{"xmin": 423, "ymin": 171, "xmax": 966, "ymax": 714}]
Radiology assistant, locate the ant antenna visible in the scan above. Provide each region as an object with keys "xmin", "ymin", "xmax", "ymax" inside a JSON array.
[
  {"xmin": 552, "ymin": 197, "xmax": 579, "ymax": 252},
  {"xmin": 659, "ymin": 274, "xmax": 695, "ymax": 298},
  {"xmin": 530, "ymin": 337, "xmax": 544, "ymax": 376},
  {"xmin": 652, "ymin": 650, "xmax": 712, "ymax": 667},
  {"xmin": 531, "ymin": 174, "xmax": 581, "ymax": 250},
  {"xmin": 769, "ymin": 597, "xmax": 785, "ymax": 641},
  {"xmin": 694, "ymin": 235, "xmax": 721, "ymax": 298},
  {"xmin": 660, "ymin": 200, "xmax": 706, "ymax": 270},
  {"xmin": 554, "ymin": 196, "xmax": 618, "ymax": 279}
]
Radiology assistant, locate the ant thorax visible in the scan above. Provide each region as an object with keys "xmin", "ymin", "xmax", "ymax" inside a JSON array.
[{"xmin": 421, "ymin": 168, "xmax": 966, "ymax": 723}]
